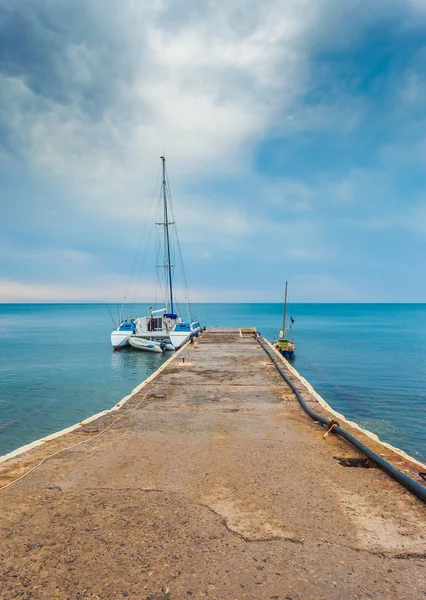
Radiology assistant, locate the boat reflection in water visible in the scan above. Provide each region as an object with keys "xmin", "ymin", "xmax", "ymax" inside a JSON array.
[{"xmin": 110, "ymin": 345, "xmax": 167, "ymax": 376}]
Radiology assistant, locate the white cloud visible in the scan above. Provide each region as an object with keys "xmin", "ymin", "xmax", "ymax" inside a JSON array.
[
  {"xmin": 0, "ymin": 279, "xmax": 115, "ymax": 302},
  {"xmin": 2, "ymin": 0, "xmax": 426, "ymax": 301},
  {"xmin": 365, "ymin": 203, "xmax": 426, "ymax": 236},
  {"xmin": 0, "ymin": 276, "xmax": 160, "ymax": 303},
  {"xmin": 0, "ymin": 0, "xmax": 318, "ymax": 215}
]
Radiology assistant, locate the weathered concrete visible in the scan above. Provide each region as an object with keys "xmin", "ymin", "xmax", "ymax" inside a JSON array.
[{"xmin": 0, "ymin": 329, "xmax": 425, "ymax": 599}]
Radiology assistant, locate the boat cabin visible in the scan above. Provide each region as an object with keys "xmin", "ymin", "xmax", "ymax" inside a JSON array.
[
  {"xmin": 147, "ymin": 317, "xmax": 164, "ymax": 332},
  {"xmin": 135, "ymin": 313, "xmax": 180, "ymax": 335},
  {"xmin": 174, "ymin": 322, "xmax": 191, "ymax": 332},
  {"xmin": 118, "ymin": 319, "xmax": 136, "ymax": 332}
]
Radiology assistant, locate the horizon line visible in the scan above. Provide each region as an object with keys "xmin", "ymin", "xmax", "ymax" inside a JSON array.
[{"xmin": 1, "ymin": 301, "xmax": 425, "ymax": 306}]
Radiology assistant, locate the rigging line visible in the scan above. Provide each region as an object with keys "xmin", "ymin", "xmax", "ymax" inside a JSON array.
[
  {"xmin": 273, "ymin": 308, "xmax": 281, "ymax": 342},
  {"xmin": 285, "ymin": 286, "xmax": 294, "ymax": 341},
  {"xmin": 287, "ymin": 291, "xmax": 294, "ymax": 342},
  {"xmin": 153, "ymin": 197, "xmax": 167, "ymax": 310},
  {"xmin": 153, "ymin": 263, "xmax": 161, "ymax": 308},
  {"xmin": 131, "ymin": 184, "xmax": 163, "ymax": 309},
  {"xmin": 120, "ymin": 166, "xmax": 161, "ymax": 318},
  {"xmin": 154, "ymin": 198, "xmax": 166, "ymax": 308},
  {"xmin": 165, "ymin": 167, "xmax": 193, "ymax": 315},
  {"xmin": 173, "ymin": 215, "xmax": 192, "ymax": 314},
  {"xmin": 167, "ymin": 198, "xmax": 189, "ymax": 310},
  {"xmin": 105, "ymin": 303, "xmax": 117, "ymax": 328},
  {"xmin": 153, "ymin": 227, "xmax": 163, "ymax": 308},
  {"xmin": 131, "ymin": 216, "xmax": 156, "ymax": 310},
  {"xmin": 169, "ymin": 226, "xmax": 179, "ymax": 310}
]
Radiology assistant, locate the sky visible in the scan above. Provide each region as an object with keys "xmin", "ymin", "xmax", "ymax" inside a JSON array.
[{"xmin": 1, "ymin": 0, "xmax": 426, "ymax": 303}]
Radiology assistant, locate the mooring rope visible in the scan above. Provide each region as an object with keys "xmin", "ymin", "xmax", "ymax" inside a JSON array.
[
  {"xmin": 0, "ymin": 337, "xmax": 198, "ymax": 494},
  {"xmin": 0, "ymin": 394, "xmax": 150, "ymax": 493}
]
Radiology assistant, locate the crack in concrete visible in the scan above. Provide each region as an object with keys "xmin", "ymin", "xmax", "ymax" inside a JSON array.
[
  {"xmin": 321, "ymin": 540, "xmax": 426, "ymax": 561},
  {"xmin": 393, "ymin": 552, "xmax": 426, "ymax": 560},
  {"xmin": 82, "ymin": 487, "xmax": 164, "ymax": 493},
  {"xmin": 195, "ymin": 500, "xmax": 304, "ymax": 545}
]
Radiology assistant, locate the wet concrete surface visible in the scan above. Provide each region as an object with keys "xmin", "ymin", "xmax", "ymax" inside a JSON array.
[{"xmin": 0, "ymin": 329, "xmax": 425, "ymax": 599}]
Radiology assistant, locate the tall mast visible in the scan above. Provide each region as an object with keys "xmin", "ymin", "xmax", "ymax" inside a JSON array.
[
  {"xmin": 282, "ymin": 281, "xmax": 288, "ymax": 340},
  {"xmin": 161, "ymin": 156, "xmax": 174, "ymax": 314}
]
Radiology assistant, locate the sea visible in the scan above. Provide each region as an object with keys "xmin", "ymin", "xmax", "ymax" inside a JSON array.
[{"xmin": 0, "ymin": 303, "xmax": 425, "ymax": 464}]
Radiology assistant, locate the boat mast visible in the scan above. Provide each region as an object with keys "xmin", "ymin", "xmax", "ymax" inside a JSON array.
[
  {"xmin": 282, "ymin": 281, "xmax": 288, "ymax": 340},
  {"xmin": 161, "ymin": 156, "xmax": 174, "ymax": 314}
]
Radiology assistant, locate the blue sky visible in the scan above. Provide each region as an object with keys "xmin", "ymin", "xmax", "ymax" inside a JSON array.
[{"xmin": 1, "ymin": 0, "xmax": 426, "ymax": 302}]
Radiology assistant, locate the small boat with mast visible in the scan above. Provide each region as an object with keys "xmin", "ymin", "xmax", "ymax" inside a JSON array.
[
  {"xmin": 110, "ymin": 156, "xmax": 201, "ymax": 352},
  {"xmin": 274, "ymin": 281, "xmax": 296, "ymax": 360}
]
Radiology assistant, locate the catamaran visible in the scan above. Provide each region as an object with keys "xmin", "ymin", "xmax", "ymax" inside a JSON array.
[
  {"xmin": 274, "ymin": 281, "xmax": 296, "ymax": 359},
  {"xmin": 110, "ymin": 156, "xmax": 201, "ymax": 351}
]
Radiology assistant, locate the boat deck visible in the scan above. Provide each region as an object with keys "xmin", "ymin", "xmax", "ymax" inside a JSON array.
[{"xmin": 0, "ymin": 329, "xmax": 425, "ymax": 599}]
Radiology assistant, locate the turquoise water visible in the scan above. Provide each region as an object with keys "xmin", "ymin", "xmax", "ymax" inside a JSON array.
[{"xmin": 0, "ymin": 303, "xmax": 425, "ymax": 464}]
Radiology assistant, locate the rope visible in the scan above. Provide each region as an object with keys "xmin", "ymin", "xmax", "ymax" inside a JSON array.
[
  {"xmin": 0, "ymin": 336, "xmax": 199, "ymax": 494},
  {"xmin": 0, "ymin": 393, "xmax": 149, "ymax": 493},
  {"xmin": 323, "ymin": 419, "xmax": 340, "ymax": 439}
]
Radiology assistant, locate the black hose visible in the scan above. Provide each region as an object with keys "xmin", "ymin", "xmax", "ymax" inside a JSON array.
[{"xmin": 258, "ymin": 337, "xmax": 426, "ymax": 504}]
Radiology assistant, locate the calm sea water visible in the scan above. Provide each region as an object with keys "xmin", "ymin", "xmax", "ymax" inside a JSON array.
[{"xmin": 0, "ymin": 303, "xmax": 425, "ymax": 464}]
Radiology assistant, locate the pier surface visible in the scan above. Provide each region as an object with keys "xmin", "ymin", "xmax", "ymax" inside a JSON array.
[{"xmin": 0, "ymin": 329, "xmax": 425, "ymax": 599}]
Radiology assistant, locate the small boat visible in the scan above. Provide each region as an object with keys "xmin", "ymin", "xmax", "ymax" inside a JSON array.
[
  {"xmin": 128, "ymin": 337, "xmax": 164, "ymax": 353},
  {"xmin": 274, "ymin": 281, "xmax": 296, "ymax": 360},
  {"xmin": 128, "ymin": 337, "xmax": 174, "ymax": 353},
  {"xmin": 110, "ymin": 156, "xmax": 200, "ymax": 350}
]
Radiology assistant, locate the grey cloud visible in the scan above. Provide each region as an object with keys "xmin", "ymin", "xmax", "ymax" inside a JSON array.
[
  {"xmin": 0, "ymin": 0, "xmax": 308, "ymax": 190},
  {"xmin": 0, "ymin": 0, "xmax": 147, "ymax": 122},
  {"xmin": 2, "ymin": 0, "xmax": 426, "ymax": 301},
  {"xmin": 155, "ymin": 0, "xmax": 267, "ymax": 37}
]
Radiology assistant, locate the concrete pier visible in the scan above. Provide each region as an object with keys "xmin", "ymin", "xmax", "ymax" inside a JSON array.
[{"xmin": 0, "ymin": 329, "xmax": 425, "ymax": 599}]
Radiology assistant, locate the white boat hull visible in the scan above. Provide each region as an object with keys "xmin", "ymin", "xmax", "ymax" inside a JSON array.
[
  {"xmin": 111, "ymin": 330, "xmax": 132, "ymax": 349},
  {"xmin": 169, "ymin": 321, "xmax": 201, "ymax": 349},
  {"xmin": 128, "ymin": 337, "xmax": 163, "ymax": 353},
  {"xmin": 169, "ymin": 330, "xmax": 195, "ymax": 349}
]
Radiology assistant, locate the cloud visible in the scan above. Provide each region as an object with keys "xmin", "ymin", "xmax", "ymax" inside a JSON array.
[
  {"xmin": 0, "ymin": 278, "xmax": 120, "ymax": 303},
  {"xmin": 0, "ymin": 0, "xmax": 314, "ymax": 193},
  {"xmin": 364, "ymin": 203, "xmax": 426, "ymax": 236},
  {"xmin": 2, "ymin": 0, "xmax": 426, "ymax": 301}
]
